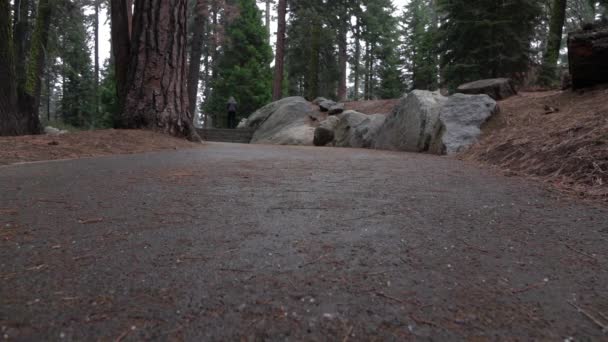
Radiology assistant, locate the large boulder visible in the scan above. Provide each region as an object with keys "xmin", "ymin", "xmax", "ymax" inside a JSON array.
[
  {"xmin": 243, "ymin": 96, "xmax": 304, "ymax": 130},
  {"xmin": 350, "ymin": 114, "xmax": 386, "ymax": 148},
  {"xmin": 312, "ymin": 97, "xmax": 328, "ymax": 105},
  {"xmin": 429, "ymin": 94, "xmax": 498, "ymax": 155},
  {"xmin": 373, "ymin": 90, "xmax": 448, "ymax": 152},
  {"xmin": 456, "ymin": 78, "xmax": 517, "ymax": 100},
  {"xmin": 249, "ymin": 97, "xmax": 317, "ymax": 146},
  {"xmin": 334, "ymin": 110, "xmax": 369, "ymax": 147},
  {"xmin": 313, "ymin": 116, "xmax": 340, "ymax": 146}
]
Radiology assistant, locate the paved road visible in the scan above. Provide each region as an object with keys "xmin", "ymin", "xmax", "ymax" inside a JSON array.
[{"xmin": 1, "ymin": 143, "xmax": 607, "ymax": 340}]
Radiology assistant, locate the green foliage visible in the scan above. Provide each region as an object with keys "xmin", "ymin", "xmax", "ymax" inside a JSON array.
[
  {"xmin": 437, "ymin": 0, "xmax": 541, "ymax": 90},
  {"xmin": 55, "ymin": 1, "xmax": 96, "ymax": 128},
  {"xmin": 400, "ymin": 0, "xmax": 438, "ymax": 91},
  {"xmin": 99, "ymin": 59, "xmax": 118, "ymax": 128},
  {"xmin": 205, "ymin": 0, "xmax": 272, "ymax": 127}
]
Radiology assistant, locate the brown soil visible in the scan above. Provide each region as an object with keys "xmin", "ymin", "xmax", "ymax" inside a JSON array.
[
  {"xmin": 462, "ymin": 86, "xmax": 608, "ymax": 202},
  {"xmin": 345, "ymin": 99, "xmax": 399, "ymax": 114},
  {"xmin": 0, "ymin": 129, "xmax": 201, "ymax": 166}
]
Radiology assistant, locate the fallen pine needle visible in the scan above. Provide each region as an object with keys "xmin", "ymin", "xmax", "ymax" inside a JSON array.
[
  {"xmin": 78, "ymin": 218, "xmax": 104, "ymax": 224},
  {"xmin": 569, "ymin": 302, "xmax": 608, "ymax": 333}
]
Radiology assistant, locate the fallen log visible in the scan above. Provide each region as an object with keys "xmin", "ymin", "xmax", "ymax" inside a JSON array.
[{"xmin": 567, "ymin": 24, "xmax": 608, "ymax": 89}]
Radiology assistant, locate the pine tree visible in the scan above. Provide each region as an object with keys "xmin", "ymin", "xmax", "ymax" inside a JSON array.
[
  {"xmin": 206, "ymin": 0, "xmax": 272, "ymax": 127},
  {"xmin": 438, "ymin": 0, "xmax": 541, "ymax": 90},
  {"xmin": 401, "ymin": 0, "xmax": 439, "ymax": 90}
]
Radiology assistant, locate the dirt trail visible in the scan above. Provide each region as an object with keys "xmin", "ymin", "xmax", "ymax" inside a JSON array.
[{"xmin": 1, "ymin": 143, "xmax": 607, "ymax": 340}]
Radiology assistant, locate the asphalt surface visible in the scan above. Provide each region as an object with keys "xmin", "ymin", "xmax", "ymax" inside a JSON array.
[{"xmin": 1, "ymin": 142, "xmax": 608, "ymax": 341}]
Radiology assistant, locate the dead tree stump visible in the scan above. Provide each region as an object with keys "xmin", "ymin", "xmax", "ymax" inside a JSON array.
[{"xmin": 568, "ymin": 25, "xmax": 608, "ymax": 89}]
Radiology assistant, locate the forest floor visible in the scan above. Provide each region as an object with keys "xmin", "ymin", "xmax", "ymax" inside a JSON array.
[
  {"xmin": 2, "ymin": 143, "xmax": 608, "ymax": 340},
  {"xmin": 0, "ymin": 129, "xmax": 200, "ymax": 166},
  {"xmin": 463, "ymin": 85, "xmax": 608, "ymax": 202}
]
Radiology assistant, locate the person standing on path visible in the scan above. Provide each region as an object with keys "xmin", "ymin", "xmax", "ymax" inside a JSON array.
[{"xmin": 227, "ymin": 97, "xmax": 238, "ymax": 129}]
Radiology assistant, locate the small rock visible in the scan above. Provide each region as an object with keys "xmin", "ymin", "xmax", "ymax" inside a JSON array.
[
  {"xmin": 312, "ymin": 97, "xmax": 328, "ymax": 105},
  {"xmin": 319, "ymin": 99, "xmax": 337, "ymax": 112},
  {"xmin": 328, "ymin": 103, "xmax": 345, "ymax": 115},
  {"xmin": 457, "ymin": 78, "xmax": 517, "ymax": 100}
]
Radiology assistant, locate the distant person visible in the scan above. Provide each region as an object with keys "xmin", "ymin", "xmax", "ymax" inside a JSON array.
[{"xmin": 227, "ymin": 96, "xmax": 238, "ymax": 129}]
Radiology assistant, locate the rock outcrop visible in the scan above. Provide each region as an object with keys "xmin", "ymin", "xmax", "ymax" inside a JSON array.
[
  {"xmin": 334, "ymin": 111, "xmax": 369, "ymax": 147},
  {"xmin": 350, "ymin": 114, "xmax": 386, "ymax": 148},
  {"xmin": 373, "ymin": 90, "xmax": 448, "ymax": 152},
  {"xmin": 247, "ymin": 97, "xmax": 317, "ymax": 146},
  {"xmin": 430, "ymin": 94, "xmax": 498, "ymax": 154},
  {"xmin": 456, "ymin": 78, "xmax": 517, "ymax": 100}
]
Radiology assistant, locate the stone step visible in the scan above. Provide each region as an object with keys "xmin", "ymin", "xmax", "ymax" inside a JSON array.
[{"xmin": 197, "ymin": 129, "xmax": 255, "ymax": 143}]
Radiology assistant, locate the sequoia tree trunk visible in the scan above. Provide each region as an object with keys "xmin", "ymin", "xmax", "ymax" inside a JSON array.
[
  {"xmin": 122, "ymin": 0, "xmax": 200, "ymax": 141},
  {"xmin": 353, "ymin": 17, "xmax": 361, "ymax": 100},
  {"xmin": 13, "ymin": 0, "xmax": 30, "ymax": 92},
  {"xmin": 337, "ymin": 22, "xmax": 347, "ymax": 101},
  {"xmin": 187, "ymin": 0, "xmax": 208, "ymax": 116},
  {"xmin": 272, "ymin": 0, "xmax": 286, "ymax": 101},
  {"xmin": 20, "ymin": 0, "xmax": 51, "ymax": 134},
  {"xmin": 0, "ymin": 0, "xmax": 20, "ymax": 136}
]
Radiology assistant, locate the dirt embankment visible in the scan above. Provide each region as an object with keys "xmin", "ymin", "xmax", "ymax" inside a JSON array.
[
  {"xmin": 462, "ymin": 87, "xmax": 608, "ymax": 201},
  {"xmin": 0, "ymin": 129, "xmax": 201, "ymax": 166}
]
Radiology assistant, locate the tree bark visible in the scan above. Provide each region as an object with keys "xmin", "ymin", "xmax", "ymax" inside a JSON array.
[
  {"xmin": 187, "ymin": 0, "xmax": 207, "ymax": 116},
  {"xmin": 307, "ymin": 20, "xmax": 321, "ymax": 100},
  {"xmin": 110, "ymin": 0, "xmax": 131, "ymax": 112},
  {"xmin": 272, "ymin": 0, "xmax": 286, "ymax": 100},
  {"xmin": 122, "ymin": 0, "xmax": 200, "ymax": 141},
  {"xmin": 265, "ymin": 0, "xmax": 271, "ymax": 39},
  {"xmin": 94, "ymin": 0, "xmax": 99, "ymax": 118},
  {"xmin": 0, "ymin": 0, "xmax": 20, "ymax": 136},
  {"xmin": 13, "ymin": 0, "xmax": 30, "ymax": 92},
  {"xmin": 353, "ymin": 17, "xmax": 360, "ymax": 100},
  {"xmin": 337, "ymin": 24, "xmax": 347, "ymax": 101},
  {"xmin": 539, "ymin": 0, "xmax": 567, "ymax": 85},
  {"xmin": 21, "ymin": 0, "xmax": 51, "ymax": 134}
]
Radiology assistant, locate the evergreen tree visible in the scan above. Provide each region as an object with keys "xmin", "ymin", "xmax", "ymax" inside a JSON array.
[
  {"xmin": 401, "ymin": 0, "xmax": 439, "ymax": 90},
  {"xmin": 206, "ymin": 0, "xmax": 272, "ymax": 127},
  {"xmin": 56, "ymin": 1, "xmax": 96, "ymax": 128},
  {"xmin": 437, "ymin": 0, "xmax": 541, "ymax": 90}
]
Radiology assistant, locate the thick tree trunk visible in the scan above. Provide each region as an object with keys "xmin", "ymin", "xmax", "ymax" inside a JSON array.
[
  {"xmin": 568, "ymin": 25, "xmax": 608, "ymax": 89},
  {"xmin": 539, "ymin": 0, "xmax": 567, "ymax": 85},
  {"xmin": 21, "ymin": 0, "xmax": 51, "ymax": 134},
  {"xmin": 0, "ymin": 0, "xmax": 20, "ymax": 136},
  {"xmin": 13, "ymin": 0, "xmax": 30, "ymax": 92},
  {"xmin": 110, "ymin": 0, "xmax": 131, "ymax": 112},
  {"xmin": 122, "ymin": 0, "xmax": 199, "ymax": 141},
  {"xmin": 272, "ymin": 0, "xmax": 286, "ymax": 101},
  {"xmin": 187, "ymin": 0, "xmax": 207, "ymax": 116}
]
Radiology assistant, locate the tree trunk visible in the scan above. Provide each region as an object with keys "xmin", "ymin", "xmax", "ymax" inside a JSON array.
[
  {"xmin": 110, "ymin": 0, "xmax": 131, "ymax": 112},
  {"xmin": 122, "ymin": 0, "xmax": 200, "ymax": 141},
  {"xmin": 94, "ymin": 0, "xmax": 99, "ymax": 118},
  {"xmin": 13, "ymin": 0, "xmax": 30, "ymax": 92},
  {"xmin": 307, "ymin": 21, "xmax": 321, "ymax": 100},
  {"xmin": 21, "ymin": 0, "xmax": 51, "ymax": 134},
  {"xmin": 539, "ymin": 0, "xmax": 567, "ymax": 85},
  {"xmin": 265, "ymin": 0, "xmax": 271, "ymax": 39},
  {"xmin": 337, "ymin": 20, "xmax": 347, "ymax": 101},
  {"xmin": 0, "ymin": 0, "xmax": 20, "ymax": 136},
  {"xmin": 272, "ymin": 0, "xmax": 286, "ymax": 101},
  {"xmin": 187, "ymin": 0, "xmax": 207, "ymax": 116},
  {"xmin": 353, "ymin": 18, "xmax": 360, "ymax": 100}
]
